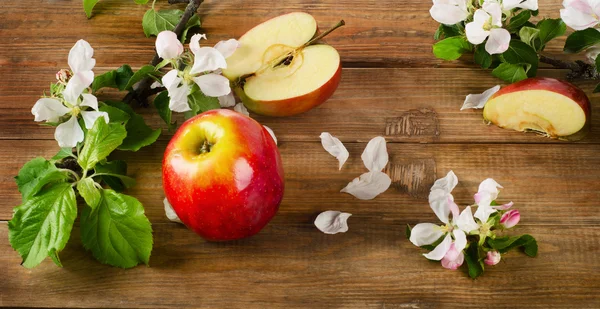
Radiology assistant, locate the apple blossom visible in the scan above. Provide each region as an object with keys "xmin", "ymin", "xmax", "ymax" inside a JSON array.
[
  {"xmin": 429, "ymin": 0, "xmax": 470, "ymax": 25},
  {"xmin": 189, "ymin": 34, "xmax": 232, "ymax": 97},
  {"xmin": 161, "ymin": 70, "xmax": 192, "ymax": 112},
  {"xmin": 500, "ymin": 209, "xmax": 521, "ymax": 228},
  {"xmin": 560, "ymin": 0, "xmax": 600, "ymax": 30},
  {"xmin": 155, "ymin": 31, "xmax": 183, "ymax": 60},
  {"xmin": 484, "ymin": 250, "xmax": 501, "ymax": 265},
  {"xmin": 503, "ymin": 0, "xmax": 538, "ymax": 11},
  {"xmin": 465, "ymin": 1, "xmax": 511, "ymax": 55},
  {"xmin": 473, "ymin": 178, "xmax": 510, "ymax": 223}
]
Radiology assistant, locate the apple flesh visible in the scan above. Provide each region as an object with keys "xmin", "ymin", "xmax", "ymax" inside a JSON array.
[
  {"xmin": 483, "ymin": 78, "xmax": 591, "ymax": 141},
  {"xmin": 162, "ymin": 109, "xmax": 284, "ymax": 241},
  {"xmin": 223, "ymin": 12, "xmax": 342, "ymax": 117}
]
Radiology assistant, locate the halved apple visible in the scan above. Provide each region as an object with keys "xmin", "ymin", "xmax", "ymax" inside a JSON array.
[
  {"xmin": 223, "ymin": 12, "xmax": 342, "ymax": 117},
  {"xmin": 483, "ymin": 78, "xmax": 591, "ymax": 141}
]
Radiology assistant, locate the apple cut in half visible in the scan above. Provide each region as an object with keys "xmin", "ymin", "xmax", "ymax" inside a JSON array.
[
  {"xmin": 223, "ymin": 12, "xmax": 342, "ymax": 117},
  {"xmin": 483, "ymin": 78, "xmax": 591, "ymax": 141}
]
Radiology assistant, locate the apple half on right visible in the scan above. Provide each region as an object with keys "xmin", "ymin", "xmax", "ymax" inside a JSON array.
[
  {"xmin": 483, "ymin": 78, "xmax": 591, "ymax": 141},
  {"xmin": 223, "ymin": 12, "xmax": 342, "ymax": 117}
]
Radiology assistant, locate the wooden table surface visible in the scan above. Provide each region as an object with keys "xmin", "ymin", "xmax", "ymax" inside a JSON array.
[{"xmin": 1, "ymin": 0, "xmax": 599, "ymax": 308}]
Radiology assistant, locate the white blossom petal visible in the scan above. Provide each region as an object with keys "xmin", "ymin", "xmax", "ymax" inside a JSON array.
[
  {"xmin": 340, "ymin": 171, "xmax": 391, "ymax": 200},
  {"xmin": 461, "ymin": 85, "xmax": 500, "ymax": 110},
  {"xmin": 31, "ymin": 98, "xmax": 70, "ymax": 122},
  {"xmin": 156, "ymin": 30, "xmax": 184, "ymax": 60},
  {"xmin": 409, "ymin": 223, "xmax": 444, "ymax": 247},
  {"xmin": 319, "ymin": 132, "xmax": 349, "ymax": 170},
  {"xmin": 80, "ymin": 93, "xmax": 99, "ymax": 110},
  {"xmin": 453, "ymin": 229, "xmax": 467, "ymax": 252},
  {"xmin": 189, "ymin": 33, "xmax": 207, "ymax": 54},
  {"xmin": 162, "ymin": 70, "xmax": 191, "ymax": 113},
  {"xmin": 429, "ymin": 0, "xmax": 469, "ymax": 25},
  {"xmin": 455, "ymin": 206, "xmax": 479, "ymax": 233},
  {"xmin": 423, "ymin": 234, "xmax": 452, "ymax": 260},
  {"xmin": 429, "ymin": 170, "xmax": 458, "ymax": 224},
  {"xmin": 474, "ymin": 204, "xmax": 497, "ymax": 223},
  {"xmin": 485, "ymin": 28, "xmax": 511, "ymax": 55},
  {"xmin": 190, "ymin": 47, "xmax": 228, "ymax": 74},
  {"xmin": 64, "ymin": 71, "xmax": 94, "ymax": 105},
  {"xmin": 560, "ymin": 0, "xmax": 600, "ymax": 30},
  {"xmin": 80, "ymin": 110, "xmax": 109, "ymax": 129},
  {"xmin": 68, "ymin": 39, "xmax": 95, "ymax": 73},
  {"xmin": 164, "ymin": 198, "xmax": 183, "ymax": 224},
  {"xmin": 214, "ymin": 39, "xmax": 240, "ymax": 58},
  {"xmin": 55, "ymin": 116, "xmax": 84, "ymax": 148},
  {"xmin": 234, "ymin": 103, "xmax": 249, "ymax": 116},
  {"xmin": 314, "ymin": 211, "xmax": 352, "ymax": 234},
  {"xmin": 465, "ymin": 10, "xmax": 490, "ymax": 45},
  {"xmin": 150, "ymin": 81, "xmax": 163, "ymax": 89},
  {"xmin": 218, "ymin": 92, "xmax": 236, "ymax": 107},
  {"xmin": 503, "ymin": 0, "xmax": 538, "ymax": 10},
  {"xmin": 193, "ymin": 73, "xmax": 231, "ymax": 97},
  {"xmin": 263, "ymin": 125, "xmax": 277, "ymax": 145},
  {"xmin": 483, "ymin": 2, "xmax": 503, "ymax": 27},
  {"xmin": 474, "ymin": 178, "xmax": 502, "ymax": 206},
  {"xmin": 493, "ymin": 201, "xmax": 514, "ymax": 210},
  {"xmin": 361, "ymin": 136, "xmax": 388, "ymax": 172}
]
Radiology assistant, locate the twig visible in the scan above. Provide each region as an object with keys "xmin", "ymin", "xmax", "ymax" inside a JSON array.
[
  {"xmin": 124, "ymin": 0, "xmax": 204, "ymax": 106},
  {"xmin": 539, "ymin": 55, "xmax": 599, "ymax": 80}
]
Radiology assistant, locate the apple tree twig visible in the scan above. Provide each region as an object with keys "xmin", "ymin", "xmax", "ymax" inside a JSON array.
[{"xmin": 538, "ymin": 55, "xmax": 599, "ymax": 80}]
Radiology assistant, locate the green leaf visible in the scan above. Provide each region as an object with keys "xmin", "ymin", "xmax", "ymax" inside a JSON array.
[
  {"xmin": 434, "ymin": 24, "xmax": 464, "ymax": 40},
  {"xmin": 519, "ymin": 26, "xmax": 541, "ymax": 50},
  {"xmin": 564, "ymin": 28, "xmax": 600, "ymax": 53},
  {"xmin": 80, "ymin": 189, "xmax": 153, "ymax": 268},
  {"xmin": 433, "ymin": 37, "xmax": 472, "ymax": 61},
  {"xmin": 104, "ymin": 101, "xmax": 161, "ymax": 151},
  {"xmin": 492, "ymin": 63, "xmax": 528, "ymax": 82},
  {"xmin": 115, "ymin": 65, "xmax": 135, "ymax": 90},
  {"xmin": 187, "ymin": 89, "xmax": 220, "ymax": 117},
  {"xmin": 77, "ymin": 178, "xmax": 102, "ymax": 210},
  {"xmin": 182, "ymin": 14, "xmax": 201, "ymax": 42},
  {"xmin": 153, "ymin": 91, "xmax": 175, "ymax": 129},
  {"xmin": 95, "ymin": 160, "xmax": 136, "ymax": 192},
  {"xmin": 405, "ymin": 224, "xmax": 411, "ymax": 239},
  {"xmin": 434, "ymin": 25, "xmax": 442, "ymax": 40},
  {"xmin": 501, "ymin": 40, "xmax": 539, "ymax": 76},
  {"xmin": 464, "ymin": 244, "xmax": 484, "ymax": 279},
  {"xmin": 15, "ymin": 157, "xmax": 69, "ymax": 200},
  {"xmin": 537, "ymin": 18, "xmax": 566, "ymax": 49},
  {"xmin": 506, "ymin": 10, "xmax": 531, "ymax": 32},
  {"xmin": 78, "ymin": 118, "xmax": 127, "ymax": 171},
  {"xmin": 124, "ymin": 65, "xmax": 156, "ymax": 91},
  {"xmin": 593, "ymin": 83, "xmax": 600, "ymax": 93},
  {"xmin": 142, "ymin": 9, "xmax": 183, "ymax": 37},
  {"xmin": 8, "ymin": 183, "xmax": 77, "ymax": 268},
  {"xmin": 134, "ymin": 0, "xmax": 149, "ymax": 4},
  {"xmin": 474, "ymin": 44, "xmax": 492, "ymax": 69},
  {"xmin": 99, "ymin": 103, "xmax": 131, "ymax": 124},
  {"xmin": 91, "ymin": 65, "xmax": 135, "ymax": 93},
  {"xmin": 51, "ymin": 148, "xmax": 76, "ymax": 161},
  {"xmin": 487, "ymin": 234, "xmax": 538, "ymax": 257},
  {"xmin": 83, "ymin": 0, "xmax": 99, "ymax": 18}
]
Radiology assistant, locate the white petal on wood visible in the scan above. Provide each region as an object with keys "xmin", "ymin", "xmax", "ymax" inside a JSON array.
[
  {"xmin": 341, "ymin": 171, "xmax": 391, "ymax": 200},
  {"xmin": 361, "ymin": 136, "xmax": 388, "ymax": 172},
  {"xmin": 319, "ymin": 132, "xmax": 349, "ymax": 170},
  {"xmin": 314, "ymin": 211, "xmax": 352, "ymax": 234},
  {"xmin": 163, "ymin": 198, "xmax": 183, "ymax": 224},
  {"xmin": 263, "ymin": 125, "xmax": 277, "ymax": 145}
]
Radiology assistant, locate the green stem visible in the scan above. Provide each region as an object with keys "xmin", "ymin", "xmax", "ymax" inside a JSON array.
[{"xmin": 59, "ymin": 168, "xmax": 80, "ymax": 182}]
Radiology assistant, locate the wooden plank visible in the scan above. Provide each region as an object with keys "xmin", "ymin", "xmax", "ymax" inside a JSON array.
[
  {"xmin": 1, "ymin": 221, "xmax": 599, "ymax": 308},
  {"xmin": 0, "ymin": 0, "xmax": 576, "ymax": 69},
  {"xmin": 1, "ymin": 140, "xmax": 599, "ymax": 226},
  {"xmin": 2, "ymin": 68, "xmax": 599, "ymax": 143}
]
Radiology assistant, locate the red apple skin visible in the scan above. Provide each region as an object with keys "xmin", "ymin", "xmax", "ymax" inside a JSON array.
[
  {"xmin": 487, "ymin": 77, "xmax": 591, "ymax": 140},
  {"xmin": 236, "ymin": 63, "xmax": 342, "ymax": 117},
  {"xmin": 162, "ymin": 109, "xmax": 284, "ymax": 241}
]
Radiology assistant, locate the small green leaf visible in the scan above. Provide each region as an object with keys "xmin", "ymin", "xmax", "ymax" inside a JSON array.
[
  {"xmin": 187, "ymin": 91, "xmax": 220, "ymax": 116},
  {"xmin": 15, "ymin": 157, "xmax": 69, "ymax": 200},
  {"xmin": 506, "ymin": 10, "xmax": 531, "ymax": 32},
  {"xmin": 537, "ymin": 18, "xmax": 566, "ymax": 49},
  {"xmin": 80, "ymin": 189, "xmax": 153, "ymax": 268},
  {"xmin": 474, "ymin": 44, "xmax": 492, "ymax": 69},
  {"xmin": 83, "ymin": 0, "xmax": 99, "ymax": 18},
  {"xmin": 104, "ymin": 101, "xmax": 161, "ymax": 151},
  {"xmin": 492, "ymin": 63, "xmax": 528, "ymax": 83},
  {"xmin": 142, "ymin": 9, "xmax": 183, "ymax": 37},
  {"xmin": 405, "ymin": 224, "xmax": 411, "ymax": 240},
  {"xmin": 77, "ymin": 178, "xmax": 102, "ymax": 210},
  {"xmin": 91, "ymin": 65, "xmax": 135, "ymax": 93},
  {"xmin": 564, "ymin": 28, "xmax": 600, "ymax": 53},
  {"xmin": 78, "ymin": 118, "xmax": 127, "ymax": 171},
  {"xmin": 434, "ymin": 23, "xmax": 463, "ymax": 40},
  {"xmin": 134, "ymin": 0, "xmax": 149, "ymax": 4},
  {"xmin": 153, "ymin": 91, "xmax": 175, "ymax": 130},
  {"xmin": 95, "ymin": 160, "xmax": 136, "ymax": 192},
  {"xmin": 519, "ymin": 26, "xmax": 541, "ymax": 50},
  {"xmin": 501, "ymin": 40, "xmax": 539, "ymax": 76},
  {"xmin": 487, "ymin": 234, "xmax": 538, "ymax": 257},
  {"xmin": 124, "ymin": 65, "xmax": 156, "ymax": 90},
  {"xmin": 8, "ymin": 183, "xmax": 77, "ymax": 268},
  {"xmin": 464, "ymin": 244, "xmax": 484, "ymax": 279},
  {"xmin": 433, "ymin": 36, "xmax": 472, "ymax": 61},
  {"xmin": 182, "ymin": 14, "xmax": 201, "ymax": 42},
  {"xmin": 434, "ymin": 25, "xmax": 443, "ymax": 40},
  {"xmin": 99, "ymin": 103, "xmax": 131, "ymax": 124},
  {"xmin": 51, "ymin": 148, "xmax": 76, "ymax": 161},
  {"xmin": 115, "ymin": 65, "xmax": 135, "ymax": 91}
]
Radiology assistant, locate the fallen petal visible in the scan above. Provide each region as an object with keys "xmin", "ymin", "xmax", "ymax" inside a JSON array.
[
  {"xmin": 234, "ymin": 103, "xmax": 249, "ymax": 116},
  {"xmin": 314, "ymin": 210, "xmax": 352, "ymax": 234},
  {"xmin": 319, "ymin": 132, "xmax": 349, "ymax": 170},
  {"xmin": 341, "ymin": 171, "xmax": 391, "ymax": 200},
  {"xmin": 263, "ymin": 125, "xmax": 277, "ymax": 145},
  {"xmin": 461, "ymin": 85, "xmax": 500, "ymax": 110},
  {"xmin": 361, "ymin": 136, "xmax": 388, "ymax": 172},
  {"xmin": 218, "ymin": 92, "xmax": 236, "ymax": 107},
  {"xmin": 163, "ymin": 198, "xmax": 183, "ymax": 224}
]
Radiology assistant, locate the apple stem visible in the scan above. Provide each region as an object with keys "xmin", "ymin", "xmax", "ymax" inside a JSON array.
[
  {"xmin": 303, "ymin": 20, "xmax": 346, "ymax": 47},
  {"xmin": 199, "ymin": 140, "xmax": 212, "ymax": 154}
]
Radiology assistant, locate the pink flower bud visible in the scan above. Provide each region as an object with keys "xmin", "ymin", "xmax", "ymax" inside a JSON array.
[
  {"xmin": 55, "ymin": 69, "xmax": 71, "ymax": 83},
  {"xmin": 484, "ymin": 251, "xmax": 501, "ymax": 266},
  {"xmin": 500, "ymin": 209, "xmax": 520, "ymax": 228}
]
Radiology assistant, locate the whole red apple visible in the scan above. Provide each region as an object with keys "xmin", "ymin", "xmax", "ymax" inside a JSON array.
[{"xmin": 162, "ymin": 109, "xmax": 284, "ymax": 241}]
